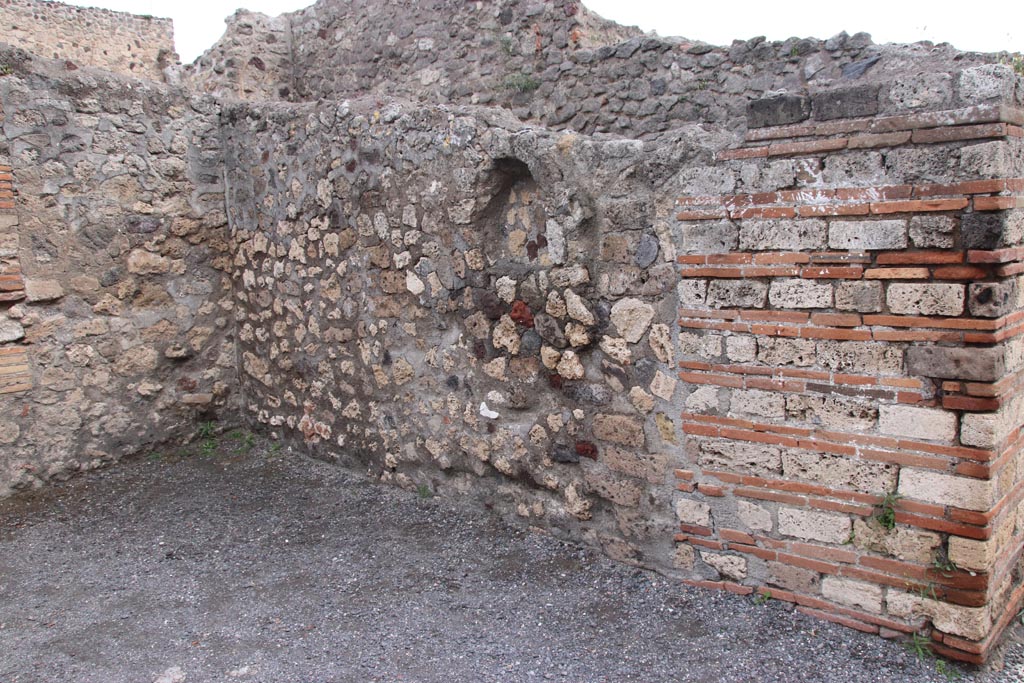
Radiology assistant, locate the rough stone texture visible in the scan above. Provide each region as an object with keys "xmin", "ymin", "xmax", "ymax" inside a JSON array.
[
  {"xmin": 898, "ymin": 469, "xmax": 996, "ymax": 513},
  {"xmin": 0, "ymin": 0, "xmax": 177, "ymax": 80},
  {"xmin": 0, "ymin": 47, "xmax": 236, "ymax": 497},
  {"xmin": 829, "ymin": 220, "xmax": 907, "ymax": 250},
  {"xmin": 3, "ymin": 0, "xmax": 1024, "ymax": 664},
  {"xmin": 878, "ymin": 405, "xmax": 958, "ymax": 442},
  {"xmin": 778, "ymin": 508, "xmax": 851, "ymax": 544},
  {"xmin": 822, "ymin": 576, "xmax": 884, "ymax": 613},
  {"xmin": 887, "ymin": 283, "xmax": 965, "ymax": 317}
]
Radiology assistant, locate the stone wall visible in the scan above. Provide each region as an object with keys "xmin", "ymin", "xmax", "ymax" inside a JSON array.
[
  {"xmin": 223, "ymin": 97, "xmax": 725, "ymax": 575},
  {"xmin": 0, "ymin": 0, "xmax": 176, "ymax": 81},
  {"xmin": 4, "ymin": 0, "xmax": 1024, "ymax": 665},
  {"xmin": 0, "ymin": 47, "xmax": 236, "ymax": 495},
  {"xmin": 189, "ymin": 0, "xmax": 1001, "ymax": 139}
]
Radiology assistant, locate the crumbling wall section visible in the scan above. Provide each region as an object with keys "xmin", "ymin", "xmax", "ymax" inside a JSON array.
[
  {"xmin": 0, "ymin": 0, "xmax": 176, "ymax": 80},
  {"xmin": 0, "ymin": 49, "xmax": 237, "ymax": 495},
  {"xmin": 191, "ymin": 0, "xmax": 1002, "ymax": 139},
  {"xmin": 186, "ymin": 10, "xmax": 294, "ymax": 101}
]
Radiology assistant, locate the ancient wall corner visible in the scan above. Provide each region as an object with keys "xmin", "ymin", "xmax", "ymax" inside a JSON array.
[{"xmin": 669, "ymin": 62, "xmax": 1024, "ymax": 662}]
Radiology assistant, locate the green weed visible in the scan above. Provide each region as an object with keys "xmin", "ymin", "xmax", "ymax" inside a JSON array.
[
  {"xmin": 1000, "ymin": 53, "xmax": 1024, "ymax": 77},
  {"xmin": 752, "ymin": 590, "xmax": 772, "ymax": 606},
  {"xmin": 502, "ymin": 73, "xmax": 541, "ymax": 93},
  {"xmin": 417, "ymin": 484, "xmax": 434, "ymax": 499},
  {"xmin": 874, "ymin": 491, "xmax": 901, "ymax": 531}
]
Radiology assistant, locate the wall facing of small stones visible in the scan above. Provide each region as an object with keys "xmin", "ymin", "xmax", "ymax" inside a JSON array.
[
  {"xmin": 0, "ymin": 47, "xmax": 237, "ymax": 494},
  {"xmin": 189, "ymin": 0, "xmax": 1003, "ymax": 139},
  {"xmin": 5, "ymin": 0, "xmax": 1024, "ymax": 665},
  {"xmin": 0, "ymin": 0, "xmax": 176, "ymax": 81}
]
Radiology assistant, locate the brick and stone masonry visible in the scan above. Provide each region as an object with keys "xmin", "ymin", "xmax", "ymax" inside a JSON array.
[{"xmin": 1, "ymin": 0, "xmax": 1023, "ymax": 664}]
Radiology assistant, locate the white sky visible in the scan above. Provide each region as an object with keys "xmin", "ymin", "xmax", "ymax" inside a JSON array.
[{"xmin": 60, "ymin": 0, "xmax": 1021, "ymax": 64}]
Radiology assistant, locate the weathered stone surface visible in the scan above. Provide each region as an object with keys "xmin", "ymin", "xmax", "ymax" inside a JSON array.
[
  {"xmin": 677, "ymin": 221, "xmax": 737, "ymax": 253},
  {"xmin": 610, "ymin": 298, "xmax": 654, "ymax": 343},
  {"xmin": 906, "ymin": 346, "xmax": 1005, "ymax": 382},
  {"xmin": 593, "ymin": 414, "xmax": 645, "ymax": 447},
  {"xmin": 768, "ymin": 279, "xmax": 832, "ymax": 309},
  {"xmin": 747, "ymin": 94, "xmax": 810, "ymax": 128},
  {"xmin": 887, "ymin": 283, "xmax": 964, "ymax": 317},
  {"xmin": 822, "ymin": 577, "xmax": 883, "ymax": 613},
  {"xmin": 834, "ymin": 281, "xmax": 883, "ymax": 313},
  {"xmin": 828, "ymin": 220, "xmax": 907, "ymax": 251},
  {"xmin": 556, "ymin": 349, "xmax": 585, "ymax": 379},
  {"xmin": 898, "ymin": 468, "xmax": 995, "ymax": 512},
  {"xmin": 739, "ymin": 219, "xmax": 825, "ymax": 251},
  {"xmin": 737, "ymin": 500, "xmax": 772, "ymax": 532},
  {"xmin": 878, "ymin": 405, "xmax": 957, "ymax": 442},
  {"xmin": 126, "ymin": 249, "xmax": 171, "ymax": 275},
  {"xmin": 706, "ymin": 280, "xmax": 766, "ymax": 309},
  {"xmin": 700, "ymin": 552, "xmax": 747, "ymax": 581},
  {"xmin": 782, "ymin": 450, "xmax": 896, "ymax": 494},
  {"xmin": 24, "ymin": 280, "xmax": 64, "ymax": 303},
  {"xmin": 0, "ymin": 319, "xmax": 25, "ymax": 343},
  {"xmin": 768, "ymin": 562, "xmax": 819, "ymax": 593},
  {"xmin": 812, "ymin": 84, "xmax": 880, "ymax": 120},
  {"xmin": 778, "ymin": 508, "xmax": 851, "ymax": 544},
  {"xmin": 676, "ymin": 498, "xmax": 711, "ymax": 526},
  {"xmin": 564, "ymin": 289, "xmax": 595, "ymax": 325},
  {"xmin": 697, "ymin": 439, "xmax": 782, "ymax": 476}
]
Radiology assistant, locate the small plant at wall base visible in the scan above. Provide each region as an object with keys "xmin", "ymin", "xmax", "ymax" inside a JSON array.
[
  {"xmin": 1000, "ymin": 53, "xmax": 1024, "ymax": 76},
  {"xmin": 874, "ymin": 491, "xmax": 901, "ymax": 531},
  {"xmin": 932, "ymin": 548, "xmax": 958, "ymax": 575},
  {"xmin": 0, "ymin": 64, "xmax": 12, "ymax": 77},
  {"xmin": 503, "ymin": 72, "xmax": 541, "ymax": 93}
]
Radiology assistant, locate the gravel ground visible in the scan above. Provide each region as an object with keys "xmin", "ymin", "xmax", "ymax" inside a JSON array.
[{"xmin": 0, "ymin": 438, "xmax": 1022, "ymax": 683}]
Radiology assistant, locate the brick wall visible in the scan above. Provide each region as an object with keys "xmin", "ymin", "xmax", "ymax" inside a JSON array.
[
  {"xmin": 669, "ymin": 93, "xmax": 1024, "ymax": 663},
  {"xmin": 0, "ymin": 0, "xmax": 176, "ymax": 80}
]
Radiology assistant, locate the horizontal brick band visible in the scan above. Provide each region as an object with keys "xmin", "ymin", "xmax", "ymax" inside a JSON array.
[{"xmin": 743, "ymin": 103, "xmax": 1024, "ymax": 142}]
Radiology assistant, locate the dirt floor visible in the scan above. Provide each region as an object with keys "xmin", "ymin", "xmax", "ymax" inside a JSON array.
[{"xmin": 1, "ymin": 434, "xmax": 1022, "ymax": 683}]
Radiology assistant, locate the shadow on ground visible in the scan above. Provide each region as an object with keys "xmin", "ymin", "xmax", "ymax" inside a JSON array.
[{"xmin": 1, "ymin": 434, "xmax": 1021, "ymax": 683}]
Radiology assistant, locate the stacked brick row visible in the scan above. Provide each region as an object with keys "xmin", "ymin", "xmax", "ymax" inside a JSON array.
[
  {"xmin": 672, "ymin": 101, "xmax": 1024, "ymax": 662},
  {"xmin": 0, "ymin": 160, "xmax": 29, "ymax": 396}
]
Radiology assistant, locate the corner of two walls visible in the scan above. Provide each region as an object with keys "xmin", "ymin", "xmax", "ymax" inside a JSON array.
[
  {"xmin": 0, "ymin": 57, "xmax": 238, "ymax": 496},
  {"xmin": 225, "ymin": 99, "xmax": 712, "ymax": 566},
  {"xmin": 669, "ymin": 68, "xmax": 1024, "ymax": 662}
]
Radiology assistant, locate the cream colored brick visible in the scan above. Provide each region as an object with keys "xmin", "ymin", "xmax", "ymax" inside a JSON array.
[
  {"xmin": 782, "ymin": 450, "xmax": 896, "ymax": 495},
  {"xmin": 878, "ymin": 405, "xmax": 957, "ymax": 442},
  {"xmin": 887, "ymin": 283, "xmax": 964, "ymax": 316},
  {"xmin": 886, "ymin": 590, "xmax": 992, "ymax": 641},
  {"xmin": 778, "ymin": 507, "xmax": 851, "ymax": 544},
  {"xmin": 726, "ymin": 335, "xmax": 756, "ymax": 362},
  {"xmin": 898, "ymin": 468, "xmax": 996, "ymax": 512},
  {"xmin": 948, "ymin": 537, "xmax": 998, "ymax": 574},
  {"xmin": 737, "ymin": 500, "xmax": 772, "ymax": 532},
  {"xmin": 768, "ymin": 278, "xmax": 833, "ymax": 309},
  {"xmin": 948, "ymin": 514, "xmax": 1014, "ymax": 572},
  {"xmin": 822, "ymin": 576, "xmax": 883, "ymax": 613},
  {"xmin": 730, "ymin": 389, "xmax": 785, "ymax": 419},
  {"xmin": 700, "ymin": 552, "xmax": 747, "ymax": 581},
  {"xmin": 649, "ymin": 371, "xmax": 677, "ymax": 401},
  {"xmin": 676, "ymin": 498, "xmax": 711, "ymax": 526},
  {"xmin": 674, "ymin": 544, "xmax": 696, "ymax": 569}
]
